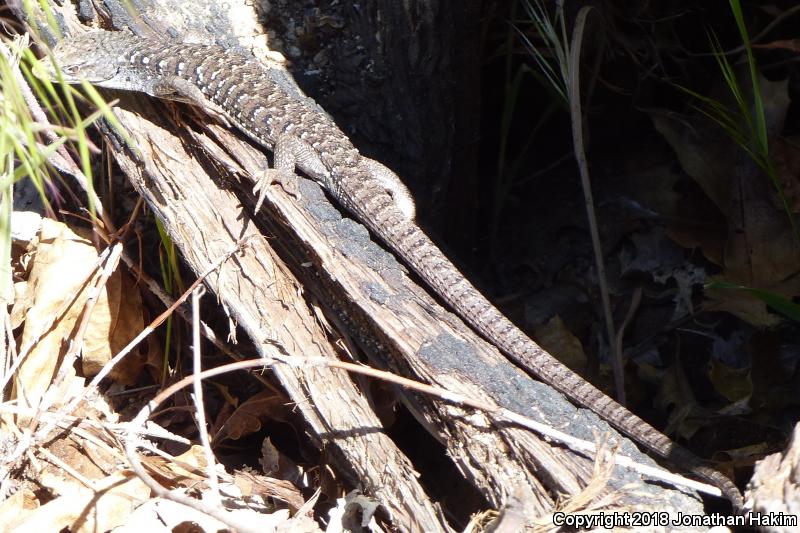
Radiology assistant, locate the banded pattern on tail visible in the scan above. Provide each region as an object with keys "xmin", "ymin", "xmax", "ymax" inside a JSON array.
[{"xmin": 335, "ymin": 167, "xmax": 742, "ymax": 509}]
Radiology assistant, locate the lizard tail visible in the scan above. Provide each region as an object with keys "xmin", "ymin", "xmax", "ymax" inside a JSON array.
[{"xmin": 335, "ymin": 169, "xmax": 743, "ymax": 511}]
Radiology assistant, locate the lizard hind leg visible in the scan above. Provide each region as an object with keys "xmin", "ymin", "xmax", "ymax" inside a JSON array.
[
  {"xmin": 360, "ymin": 159, "xmax": 416, "ymax": 220},
  {"xmin": 252, "ymin": 135, "xmax": 307, "ymax": 211}
]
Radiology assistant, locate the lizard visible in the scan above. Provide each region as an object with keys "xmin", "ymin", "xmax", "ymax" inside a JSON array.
[{"xmin": 38, "ymin": 29, "xmax": 743, "ymax": 509}]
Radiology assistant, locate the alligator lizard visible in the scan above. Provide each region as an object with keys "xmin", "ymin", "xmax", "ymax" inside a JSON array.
[{"xmin": 39, "ymin": 29, "xmax": 742, "ymax": 509}]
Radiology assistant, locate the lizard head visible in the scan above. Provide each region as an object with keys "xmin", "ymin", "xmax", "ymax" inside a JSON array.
[{"xmin": 35, "ymin": 31, "xmax": 134, "ymax": 85}]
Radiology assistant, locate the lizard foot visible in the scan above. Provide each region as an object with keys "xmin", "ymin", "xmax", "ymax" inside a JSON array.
[{"xmin": 253, "ymin": 168, "xmax": 300, "ymax": 211}]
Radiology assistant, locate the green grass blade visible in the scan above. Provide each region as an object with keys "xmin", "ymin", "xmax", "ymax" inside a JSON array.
[{"xmin": 707, "ymin": 281, "xmax": 800, "ymax": 322}]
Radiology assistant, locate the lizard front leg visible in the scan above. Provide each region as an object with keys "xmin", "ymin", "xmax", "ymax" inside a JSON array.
[{"xmin": 149, "ymin": 76, "xmax": 233, "ymax": 128}]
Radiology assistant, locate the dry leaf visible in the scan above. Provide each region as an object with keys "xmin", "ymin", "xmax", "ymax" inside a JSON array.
[
  {"xmin": 8, "ymin": 472, "xmax": 148, "ymax": 533},
  {"xmin": 651, "ymin": 71, "xmax": 800, "ymax": 304},
  {"xmin": 12, "ymin": 219, "xmax": 101, "ymax": 409},
  {"xmin": 533, "ymin": 315, "xmax": 587, "ymax": 373},
  {"xmin": 9, "ymin": 216, "xmax": 147, "ymax": 414},
  {"xmin": 708, "ymin": 358, "xmax": 752, "ymax": 403},
  {"xmin": 213, "ymin": 390, "xmax": 291, "ymax": 444},
  {"xmin": 0, "ymin": 489, "xmax": 37, "ymax": 533},
  {"xmin": 260, "ymin": 437, "xmax": 302, "ymax": 484},
  {"xmin": 82, "ymin": 267, "xmax": 146, "ymax": 384},
  {"xmin": 233, "ymin": 470, "xmax": 305, "ymax": 511}
]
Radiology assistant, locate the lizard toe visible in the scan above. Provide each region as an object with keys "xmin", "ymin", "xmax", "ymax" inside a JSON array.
[{"xmin": 253, "ymin": 168, "xmax": 300, "ymax": 211}]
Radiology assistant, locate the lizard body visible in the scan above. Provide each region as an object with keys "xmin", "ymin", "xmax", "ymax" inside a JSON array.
[{"xmin": 40, "ymin": 30, "xmax": 741, "ymax": 508}]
